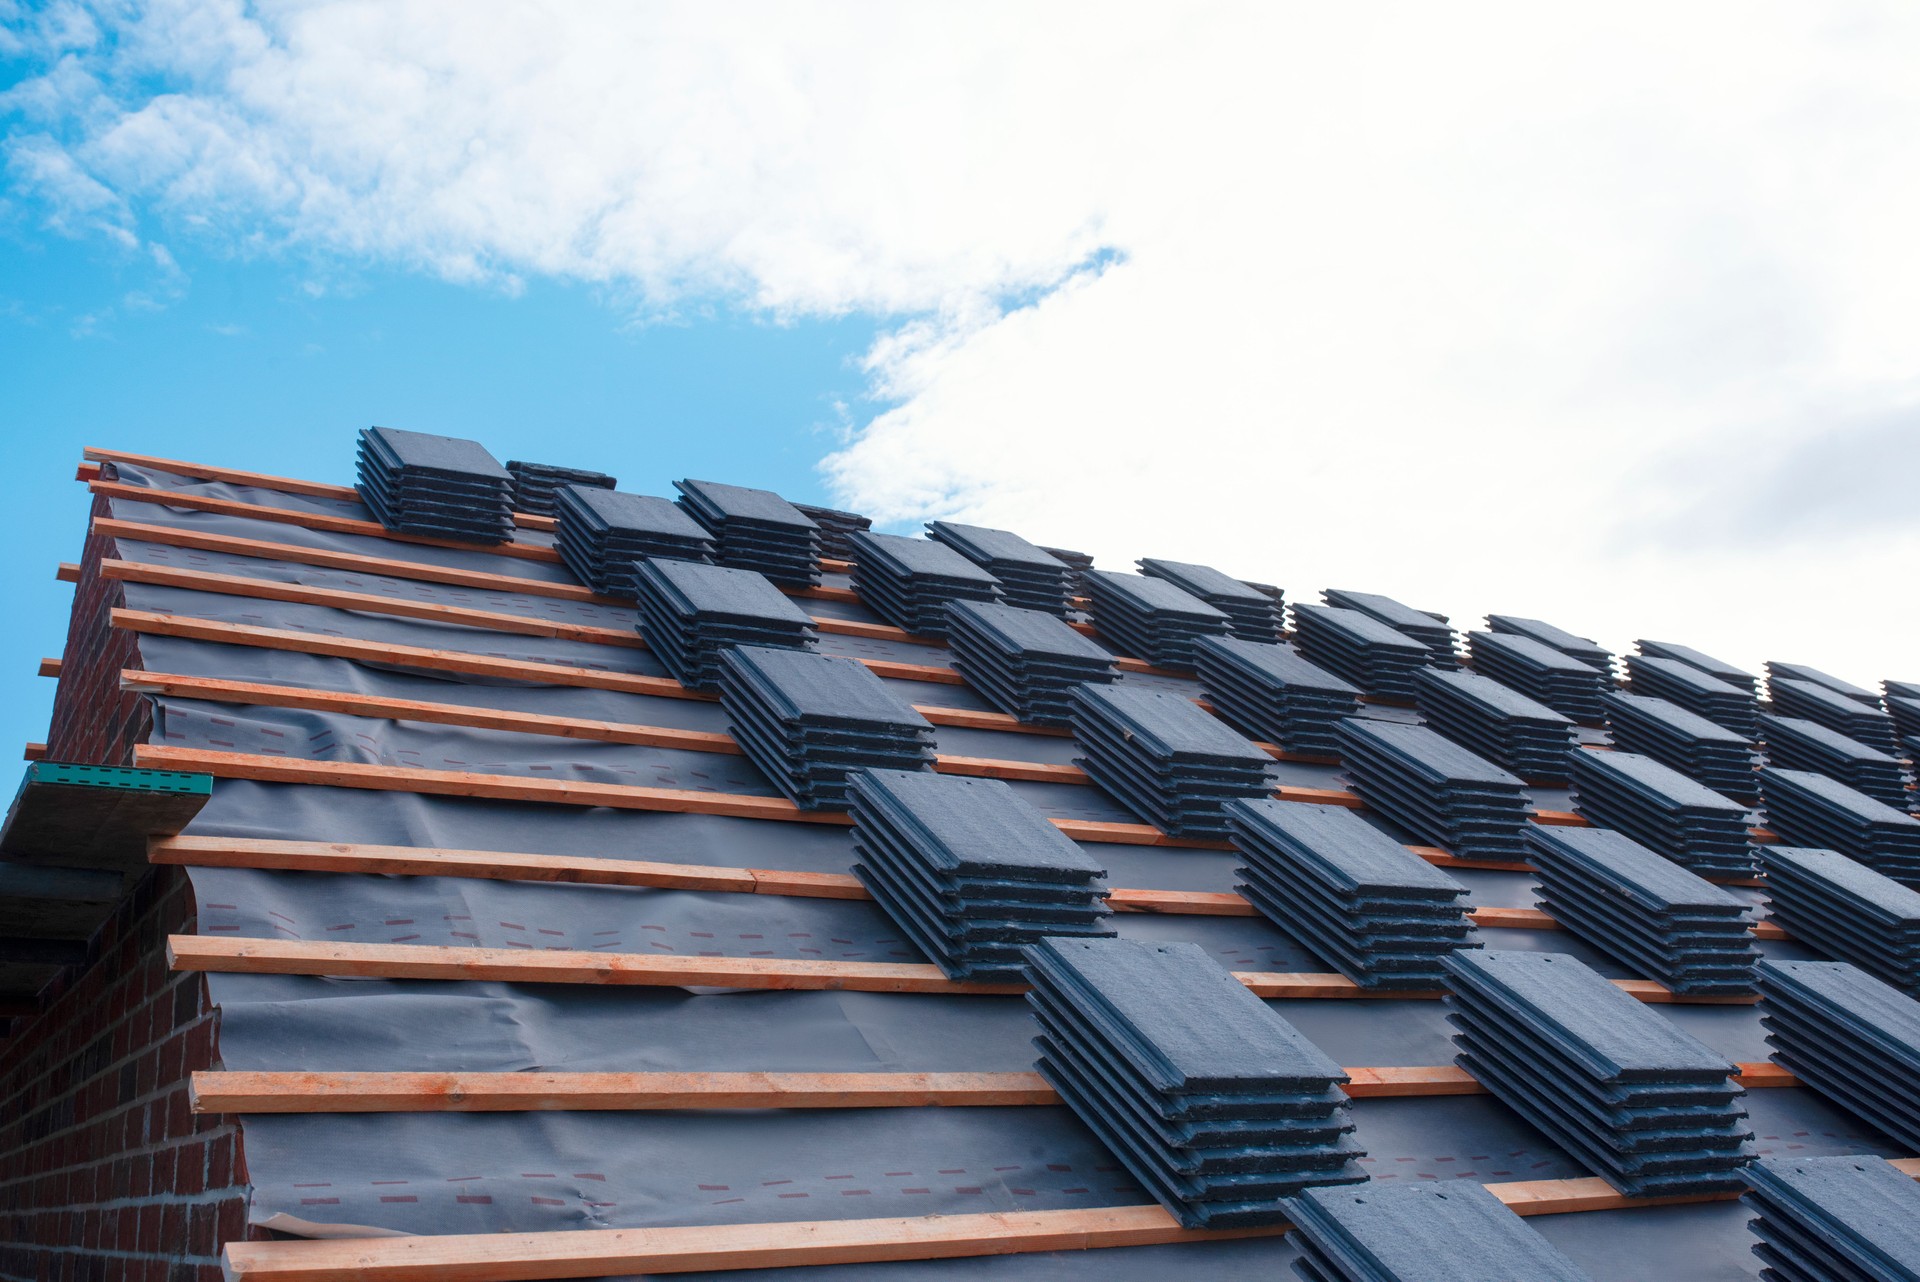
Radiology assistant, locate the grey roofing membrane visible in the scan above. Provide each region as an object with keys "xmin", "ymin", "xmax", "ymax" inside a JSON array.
[{"xmin": 61, "ymin": 460, "xmax": 1920, "ymax": 1278}]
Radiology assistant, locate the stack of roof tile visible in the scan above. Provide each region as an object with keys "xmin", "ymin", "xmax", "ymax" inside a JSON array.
[
  {"xmin": 1740, "ymin": 1155, "xmax": 1920, "ymax": 1282},
  {"xmin": 632, "ymin": 558, "xmax": 817, "ymax": 692},
  {"xmin": 1466, "ymin": 631, "xmax": 1610, "ymax": 723},
  {"xmin": 503, "ymin": 460, "xmax": 615, "ymax": 516},
  {"xmin": 1226, "ymin": 798, "xmax": 1476, "ymax": 990},
  {"xmin": 1083, "ymin": 570, "xmax": 1230, "ymax": 671},
  {"xmin": 1485, "ymin": 614, "xmax": 1614, "ymax": 674},
  {"xmin": 1769, "ymin": 677, "xmax": 1899, "ymax": 754},
  {"xmin": 1567, "ymin": 749, "xmax": 1755, "ymax": 878},
  {"xmin": 1334, "ymin": 718, "xmax": 1532, "ymax": 864},
  {"xmin": 1756, "ymin": 958, "xmax": 1920, "ymax": 1154},
  {"xmin": 847, "ymin": 531, "xmax": 1002, "ymax": 639},
  {"xmin": 847, "ymin": 770, "xmax": 1113, "ymax": 981},
  {"xmin": 1760, "ymin": 713, "xmax": 1910, "ymax": 810},
  {"xmin": 1766, "ymin": 661, "xmax": 1880, "ymax": 706},
  {"xmin": 1292, "ymin": 604, "xmax": 1432, "ymax": 700},
  {"xmin": 1624, "ymin": 655, "xmax": 1758, "ymax": 737},
  {"xmin": 926, "ymin": 522, "xmax": 1071, "ymax": 616},
  {"xmin": 1886, "ymin": 686, "xmax": 1920, "ymax": 743},
  {"xmin": 554, "ymin": 487, "xmax": 715, "ymax": 597},
  {"xmin": 355, "ymin": 426, "xmax": 514, "ymax": 544},
  {"xmin": 674, "ymin": 478, "xmax": 822, "ymax": 588},
  {"xmin": 1070, "ymin": 683, "xmax": 1273, "ymax": 838},
  {"xmin": 944, "ymin": 599, "xmax": 1118, "ymax": 728},
  {"xmin": 1286, "ymin": 1181, "xmax": 1597, "ymax": 1282},
  {"xmin": 1603, "ymin": 691, "xmax": 1757, "ymax": 802},
  {"xmin": 1138, "ymin": 559, "xmax": 1282, "ymax": 641},
  {"xmin": 1039, "ymin": 545, "xmax": 1095, "ymax": 598},
  {"xmin": 1759, "ymin": 767, "xmax": 1920, "ymax": 885},
  {"xmin": 1194, "ymin": 636, "xmax": 1361, "ymax": 757},
  {"xmin": 1444, "ymin": 950, "xmax": 1754, "ymax": 1197},
  {"xmin": 1323, "ymin": 589, "xmax": 1457, "ymax": 665},
  {"xmin": 1635, "ymin": 640, "xmax": 1759, "ymax": 698},
  {"xmin": 1023, "ymin": 937, "xmax": 1366, "ymax": 1228},
  {"xmin": 1757, "ymin": 846, "xmax": 1920, "ymax": 995},
  {"xmin": 718, "ymin": 646, "xmax": 934, "ymax": 810},
  {"xmin": 790, "ymin": 502, "xmax": 871, "ymax": 561},
  {"xmin": 1416, "ymin": 666, "xmax": 1577, "ymax": 784},
  {"xmin": 1527, "ymin": 825, "xmax": 1757, "ymax": 997}
]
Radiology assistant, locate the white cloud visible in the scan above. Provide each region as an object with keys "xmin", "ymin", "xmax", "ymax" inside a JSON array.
[{"xmin": 6, "ymin": 0, "xmax": 1920, "ymax": 680}]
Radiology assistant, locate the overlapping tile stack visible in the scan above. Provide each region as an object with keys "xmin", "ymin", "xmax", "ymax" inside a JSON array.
[
  {"xmin": 1323, "ymin": 589, "xmax": 1457, "ymax": 665},
  {"xmin": 1466, "ymin": 631, "xmax": 1610, "ymax": 722},
  {"xmin": 1485, "ymin": 613, "xmax": 1614, "ymax": 674},
  {"xmin": 1416, "ymin": 666, "xmax": 1577, "ymax": 784},
  {"xmin": 1070, "ymin": 683, "xmax": 1273, "ymax": 839},
  {"xmin": 1292, "ymin": 604, "xmax": 1432, "ymax": 700},
  {"xmin": 1527, "ymin": 825, "xmax": 1757, "ymax": 997},
  {"xmin": 719, "ymin": 647, "xmax": 934, "ymax": 810},
  {"xmin": 1741, "ymin": 1156, "xmax": 1920, "ymax": 1282},
  {"xmin": 1335, "ymin": 718, "xmax": 1532, "ymax": 864},
  {"xmin": 1757, "ymin": 846, "xmax": 1920, "ymax": 995},
  {"xmin": 1083, "ymin": 570, "xmax": 1230, "ymax": 671},
  {"xmin": 1138, "ymin": 558, "xmax": 1282, "ymax": 641},
  {"xmin": 675, "ymin": 478, "xmax": 822, "ymax": 588},
  {"xmin": 943, "ymin": 600, "xmax": 1118, "ymax": 728},
  {"xmin": 1757, "ymin": 959, "xmax": 1920, "ymax": 1155},
  {"xmin": 1636, "ymin": 640, "xmax": 1759, "ymax": 698},
  {"xmin": 1194, "ymin": 636, "xmax": 1360, "ymax": 756},
  {"xmin": 1039, "ymin": 545, "xmax": 1096, "ymax": 598},
  {"xmin": 554, "ymin": 487, "xmax": 715, "ymax": 597},
  {"xmin": 1024, "ymin": 937, "xmax": 1366, "ymax": 1228},
  {"xmin": 1623, "ymin": 654, "xmax": 1758, "ymax": 737},
  {"xmin": 1226, "ymin": 799, "xmax": 1477, "ymax": 990},
  {"xmin": 1760, "ymin": 713, "xmax": 1910, "ymax": 810},
  {"xmin": 847, "ymin": 531, "xmax": 1002, "ymax": 639},
  {"xmin": 1444, "ymin": 950, "xmax": 1755, "ymax": 1197},
  {"xmin": 1603, "ymin": 691, "xmax": 1757, "ymax": 802},
  {"xmin": 1765, "ymin": 661, "xmax": 1881, "ymax": 706},
  {"xmin": 847, "ymin": 770, "xmax": 1113, "ymax": 981},
  {"xmin": 790, "ymin": 502, "xmax": 871, "ymax": 561},
  {"xmin": 632, "ymin": 558, "xmax": 817, "ymax": 692},
  {"xmin": 1287, "ymin": 1182, "xmax": 1597, "ymax": 1282},
  {"xmin": 504, "ymin": 460, "xmax": 615, "ymax": 516},
  {"xmin": 1567, "ymin": 749, "xmax": 1755, "ymax": 878},
  {"xmin": 355, "ymin": 426, "xmax": 515, "ymax": 544},
  {"xmin": 1768, "ymin": 677, "xmax": 1899, "ymax": 754},
  {"xmin": 926, "ymin": 521, "xmax": 1072, "ymax": 616},
  {"xmin": 1758, "ymin": 767, "xmax": 1920, "ymax": 885},
  {"xmin": 1885, "ymin": 680, "xmax": 1920, "ymax": 745}
]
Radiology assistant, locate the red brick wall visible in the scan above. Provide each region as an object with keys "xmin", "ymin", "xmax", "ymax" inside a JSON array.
[
  {"xmin": 45, "ymin": 494, "xmax": 151, "ymax": 768},
  {"xmin": 0, "ymin": 867, "xmax": 247, "ymax": 1282}
]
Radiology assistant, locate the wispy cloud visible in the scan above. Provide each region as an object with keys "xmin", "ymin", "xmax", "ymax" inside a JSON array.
[{"xmin": 5, "ymin": 1, "xmax": 1920, "ymax": 677}]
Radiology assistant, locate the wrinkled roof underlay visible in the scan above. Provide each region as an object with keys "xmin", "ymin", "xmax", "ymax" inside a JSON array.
[{"xmin": 41, "ymin": 444, "xmax": 1920, "ymax": 1280}]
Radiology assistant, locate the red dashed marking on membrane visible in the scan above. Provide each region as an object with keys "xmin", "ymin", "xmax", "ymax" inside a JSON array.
[
  {"xmin": 993, "ymin": 1166, "xmax": 1020, "ymax": 1172},
  {"xmin": 456, "ymin": 1196, "xmax": 491, "ymax": 1204},
  {"xmin": 825, "ymin": 1175, "xmax": 854, "ymax": 1181},
  {"xmin": 451, "ymin": 932, "xmax": 479, "ymax": 940},
  {"xmin": 300, "ymin": 1198, "xmax": 340, "ymax": 1205},
  {"xmin": 697, "ymin": 1184, "xmax": 730, "ymax": 1191},
  {"xmin": 642, "ymin": 925, "xmax": 667, "ymax": 932},
  {"xmin": 370, "ymin": 1180, "xmax": 408, "ymax": 1186},
  {"xmin": 712, "ymin": 1198, "xmax": 745, "ymax": 1205},
  {"xmin": 762, "ymin": 1180, "xmax": 792, "ymax": 1187},
  {"xmin": 531, "ymin": 1197, "xmax": 565, "ymax": 1206},
  {"xmin": 445, "ymin": 1176, "xmax": 484, "ymax": 1182},
  {"xmin": 383, "ymin": 919, "xmax": 414, "ymax": 926},
  {"xmin": 574, "ymin": 1174, "xmax": 606, "ymax": 1182},
  {"xmin": 207, "ymin": 925, "xmax": 241, "ymax": 932},
  {"xmin": 390, "ymin": 934, "xmax": 420, "ymax": 943},
  {"xmin": 777, "ymin": 1192, "xmax": 810, "ymax": 1199},
  {"xmin": 378, "ymin": 1196, "xmax": 418, "ymax": 1204},
  {"xmin": 904, "ymin": 1188, "xmax": 931, "ymax": 1195},
  {"xmin": 268, "ymin": 911, "xmax": 297, "ymax": 924},
  {"xmin": 885, "ymin": 1172, "xmax": 912, "ymax": 1178},
  {"xmin": 521, "ymin": 1173, "xmax": 556, "ymax": 1179}
]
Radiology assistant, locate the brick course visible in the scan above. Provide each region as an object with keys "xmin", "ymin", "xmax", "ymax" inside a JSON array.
[
  {"xmin": 5, "ymin": 495, "xmax": 251, "ymax": 1278},
  {"xmin": 0, "ymin": 868, "xmax": 245, "ymax": 1282}
]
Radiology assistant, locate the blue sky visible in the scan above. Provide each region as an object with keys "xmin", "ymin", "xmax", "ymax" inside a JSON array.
[
  {"xmin": 0, "ymin": 224, "xmax": 877, "ymax": 757},
  {"xmin": 3, "ymin": 1, "xmax": 1918, "ymax": 760}
]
